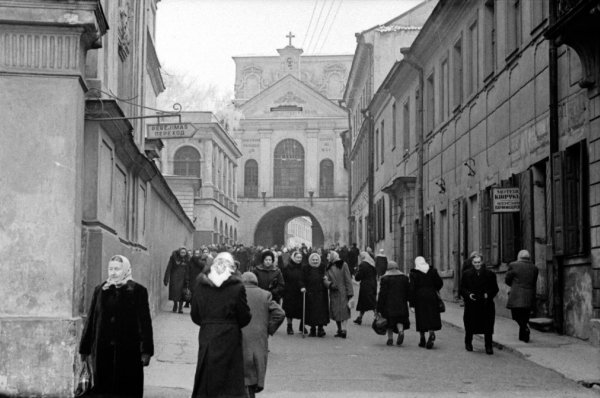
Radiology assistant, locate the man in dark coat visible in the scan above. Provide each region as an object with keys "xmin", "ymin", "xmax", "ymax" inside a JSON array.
[
  {"xmin": 164, "ymin": 247, "xmax": 189, "ymax": 313},
  {"xmin": 505, "ymin": 249, "xmax": 539, "ymax": 342},
  {"xmin": 241, "ymin": 272, "xmax": 285, "ymax": 398},
  {"xmin": 460, "ymin": 255, "xmax": 499, "ymax": 355},
  {"xmin": 191, "ymin": 252, "xmax": 251, "ymax": 398},
  {"xmin": 347, "ymin": 243, "xmax": 360, "ymax": 275}
]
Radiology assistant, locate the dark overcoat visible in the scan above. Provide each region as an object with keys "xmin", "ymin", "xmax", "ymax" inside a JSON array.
[
  {"xmin": 242, "ymin": 284, "xmax": 285, "ymax": 392},
  {"xmin": 79, "ymin": 281, "xmax": 154, "ymax": 398},
  {"xmin": 460, "ymin": 268, "xmax": 499, "ymax": 334},
  {"xmin": 354, "ymin": 262, "xmax": 377, "ymax": 312},
  {"xmin": 303, "ymin": 264, "xmax": 330, "ymax": 326},
  {"xmin": 377, "ymin": 273, "xmax": 410, "ymax": 330},
  {"xmin": 281, "ymin": 259, "xmax": 305, "ymax": 319},
  {"xmin": 189, "ymin": 256, "xmax": 207, "ymax": 287},
  {"xmin": 375, "ymin": 255, "xmax": 388, "ymax": 278},
  {"xmin": 252, "ymin": 265, "xmax": 285, "ymax": 302},
  {"xmin": 326, "ymin": 260, "xmax": 353, "ymax": 322},
  {"xmin": 409, "ymin": 268, "xmax": 443, "ymax": 332},
  {"xmin": 191, "ymin": 274, "xmax": 251, "ymax": 398},
  {"xmin": 164, "ymin": 253, "xmax": 188, "ymax": 301},
  {"xmin": 505, "ymin": 260, "xmax": 539, "ymax": 309},
  {"xmin": 347, "ymin": 247, "xmax": 360, "ymax": 274}
]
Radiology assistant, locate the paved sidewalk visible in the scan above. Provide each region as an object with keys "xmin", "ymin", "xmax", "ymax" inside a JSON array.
[{"xmin": 441, "ymin": 300, "xmax": 600, "ymax": 387}]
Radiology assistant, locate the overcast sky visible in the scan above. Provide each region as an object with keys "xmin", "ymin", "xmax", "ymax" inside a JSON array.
[{"xmin": 156, "ymin": 0, "xmax": 422, "ymax": 102}]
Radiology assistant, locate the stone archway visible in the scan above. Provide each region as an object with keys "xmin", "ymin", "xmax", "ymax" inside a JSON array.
[{"xmin": 253, "ymin": 206, "xmax": 325, "ymax": 248}]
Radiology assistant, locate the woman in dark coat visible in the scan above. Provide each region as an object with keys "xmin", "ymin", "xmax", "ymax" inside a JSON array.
[
  {"xmin": 303, "ymin": 253, "xmax": 330, "ymax": 337},
  {"xmin": 282, "ymin": 251, "xmax": 306, "ymax": 335},
  {"xmin": 461, "ymin": 254, "xmax": 499, "ymax": 355},
  {"xmin": 353, "ymin": 251, "xmax": 377, "ymax": 325},
  {"xmin": 164, "ymin": 247, "xmax": 189, "ymax": 313},
  {"xmin": 325, "ymin": 251, "xmax": 354, "ymax": 338},
  {"xmin": 377, "ymin": 261, "xmax": 410, "ymax": 346},
  {"xmin": 79, "ymin": 255, "xmax": 153, "ymax": 398},
  {"xmin": 409, "ymin": 256, "xmax": 443, "ymax": 349},
  {"xmin": 252, "ymin": 250, "xmax": 285, "ymax": 303},
  {"xmin": 191, "ymin": 252, "xmax": 252, "ymax": 398}
]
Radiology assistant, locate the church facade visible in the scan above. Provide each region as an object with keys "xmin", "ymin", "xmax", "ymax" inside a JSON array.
[{"xmin": 232, "ymin": 39, "xmax": 352, "ymax": 247}]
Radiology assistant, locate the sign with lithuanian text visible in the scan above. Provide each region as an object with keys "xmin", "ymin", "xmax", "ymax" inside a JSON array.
[
  {"xmin": 147, "ymin": 123, "xmax": 198, "ymax": 139},
  {"xmin": 491, "ymin": 187, "xmax": 520, "ymax": 213}
]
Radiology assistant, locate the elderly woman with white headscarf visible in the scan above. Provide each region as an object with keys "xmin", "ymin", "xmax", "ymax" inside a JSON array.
[
  {"xmin": 79, "ymin": 255, "xmax": 154, "ymax": 398},
  {"xmin": 325, "ymin": 250, "xmax": 354, "ymax": 338},
  {"xmin": 303, "ymin": 252, "xmax": 330, "ymax": 337},
  {"xmin": 353, "ymin": 251, "xmax": 377, "ymax": 326},
  {"xmin": 191, "ymin": 252, "xmax": 251, "ymax": 398},
  {"xmin": 409, "ymin": 256, "xmax": 443, "ymax": 349}
]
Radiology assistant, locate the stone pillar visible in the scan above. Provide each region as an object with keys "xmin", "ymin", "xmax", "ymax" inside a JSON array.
[
  {"xmin": 306, "ymin": 129, "xmax": 319, "ymax": 196},
  {"xmin": 259, "ymin": 130, "xmax": 272, "ymax": 195},
  {"xmin": 0, "ymin": 2, "xmax": 106, "ymax": 396}
]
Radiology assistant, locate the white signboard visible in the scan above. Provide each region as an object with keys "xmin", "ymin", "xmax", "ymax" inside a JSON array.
[
  {"xmin": 492, "ymin": 187, "xmax": 520, "ymax": 213},
  {"xmin": 147, "ymin": 123, "xmax": 197, "ymax": 139}
]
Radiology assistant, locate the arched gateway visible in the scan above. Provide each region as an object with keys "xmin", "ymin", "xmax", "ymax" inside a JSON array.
[{"xmin": 254, "ymin": 206, "xmax": 325, "ymax": 247}]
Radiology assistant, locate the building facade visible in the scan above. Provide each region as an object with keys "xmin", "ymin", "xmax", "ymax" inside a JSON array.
[
  {"xmin": 0, "ymin": 1, "xmax": 195, "ymax": 395},
  {"xmin": 161, "ymin": 112, "xmax": 242, "ymax": 247},
  {"xmin": 232, "ymin": 42, "xmax": 352, "ymax": 247}
]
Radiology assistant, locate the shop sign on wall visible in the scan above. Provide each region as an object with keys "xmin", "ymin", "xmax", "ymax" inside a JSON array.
[
  {"xmin": 491, "ymin": 187, "xmax": 520, "ymax": 213},
  {"xmin": 147, "ymin": 123, "xmax": 198, "ymax": 139}
]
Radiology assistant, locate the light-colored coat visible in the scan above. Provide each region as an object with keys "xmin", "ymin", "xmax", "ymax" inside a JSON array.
[
  {"xmin": 242, "ymin": 284, "xmax": 285, "ymax": 392},
  {"xmin": 505, "ymin": 260, "xmax": 539, "ymax": 309},
  {"xmin": 326, "ymin": 260, "xmax": 354, "ymax": 322}
]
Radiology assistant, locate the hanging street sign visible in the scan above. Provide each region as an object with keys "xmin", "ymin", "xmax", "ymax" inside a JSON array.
[
  {"xmin": 491, "ymin": 187, "xmax": 520, "ymax": 213},
  {"xmin": 147, "ymin": 123, "xmax": 198, "ymax": 139}
]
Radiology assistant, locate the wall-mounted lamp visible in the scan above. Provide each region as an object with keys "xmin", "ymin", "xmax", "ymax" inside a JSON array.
[
  {"xmin": 435, "ymin": 178, "xmax": 446, "ymax": 194},
  {"xmin": 464, "ymin": 158, "xmax": 476, "ymax": 177},
  {"xmin": 261, "ymin": 191, "xmax": 266, "ymax": 206},
  {"xmin": 308, "ymin": 191, "xmax": 314, "ymax": 206}
]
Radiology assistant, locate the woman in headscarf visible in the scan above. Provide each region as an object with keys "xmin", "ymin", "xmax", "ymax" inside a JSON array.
[
  {"xmin": 377, "ymin": 261, "xmax": 410, "ymax": 346},
  {"xmin": 191, "ymin": 252, "xmax": 252, "ymax": 398},
  {"xmin": 409, "ymin": 256, "xmax": 443, "ymax": 349},
  {"xmin": 353, "ymin": 251, "xmax": 377, "ymax": 325},
  {"xmin": 79, "ymin": 255, "xmax": 154, "ymax": 398},
  {"xmin": 303, "ymin": 252, "xmax": 330, "ymax": 337},
  {"xmin": 164, "ymin": 247, "xmax": 189, "ymax": 313},
  {"xmin": 252, "ymin": 250, "xmax": 285, "ymax": 303},
  {"xmin": 324, "ymin": 250, "xmax": 354, "ymax": 338},
  {"xmin": 282, "ymin": 250, "xmax": 306, "ymax": 335}
]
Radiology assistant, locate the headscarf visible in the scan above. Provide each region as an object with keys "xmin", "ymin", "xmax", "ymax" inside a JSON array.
[
  {"xmin": 290, "ymin": 250, "xmax": 303, "ymax": 265},
  {"xmin": 207, "ymin": 252, "xmax": 234, "ymax": 287},
  {"xmin": 414, "ymin": 256, "xmax": 430, "ymax": 274},
  {"xmin": 103, "ymin": 255, "xmax": 133, "ymax": 290},
  {"xmin": 329, "ymin": 250, "xmax": 340, "ymax": 263},
  {"xmin": 308, "ymin": 253, "xmax": 321, "ymax": 268},
  {"xmin": 376, "ymin": 248, "xmax": 386, "ymax": 257},
  {"xmin": 383, "ymin": 260, "xmax": 403, "ymax": 276},
  {"xmin": 359, "ymin": 251, "xmax": 375, "ymax": 267},
  {"xmin": 241, "ymin": 272, "xmax": 258, "ymax": 286}
]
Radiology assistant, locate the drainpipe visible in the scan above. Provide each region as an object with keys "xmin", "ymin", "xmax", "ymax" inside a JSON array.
[
  {"xmin": 363, "ymin": 109, "xmax": 375, "ymax": 251},
  {"xmin": 400, "ymin": 48, "xmax": 424, "ymax": 256},
  {"xmin": 340, "ymin": 103, "xmax": 353, "ymax": 245}
]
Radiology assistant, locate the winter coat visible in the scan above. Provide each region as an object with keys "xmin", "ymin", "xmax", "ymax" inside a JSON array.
[
  {"xmin": 303, "ymin": 264, "xmax": 330, "ymax": 326},
  {"xmin": 189, "ymin": 256, "xmax": 207, "ymax": 287},
  {"xmin": 377, "ymin": 273, "xmax": 410, "ymax": 330},
  {"xmin": 348, "ymin": 247, "xmax": 360, "ymax": 274},
  {"xmin": 326, "ymin": 260, "xmax": 353, "ymax": 322},
  {"xmin": 354, "ymin": 261, "xmax": 377, "ymax": 312},
  {"xmin": 409, "ymin": 268, "xmax": 443, "ymax": 332},
  {"xmin": 505, "ymin": 260, "xmax": 538, "ymax": 309},
  {"xmin": 281, "ymin": 259, "xmax": 305, "ymax": 319},
  {"xmin": 460, "ymin": 267, "xmax": 499, "ymax": 335},
  {"xmin": 79, "ymin": 281, "xmax": 154, "ymax": 398},
  {"xmin": 191, "ymin": 274, "xmax": 251, "ymax": 398},
  {"xmin": 242, "ymin": 284, "xmax": 285, "ymax": 393},
  {"xmin": 164, "ymin": 253, "xmax": 189, "ymax": 301},
  {"xmin": 375, "ymin": 255, "xmax": 388, "ymax": 278},
  {"xmin": 252, "ymin": 265, "xmax": 285, "ymax": 302}
]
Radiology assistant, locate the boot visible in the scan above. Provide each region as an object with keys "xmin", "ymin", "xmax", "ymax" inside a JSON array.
[
  {"xmin": 317, "ymin": 326, "xmax": 326, "ymax": 337},
  {"xmin": 353, "ymin": 316, "xmax": 362, "ymax": 325},
  {"xmin": 177, "ymin": 301, "xmax": 184, "ymax": 314},
  {"xmin": 426, "ymin": 332, "xmax": 435, "ymax": 349},
  {"xmin": 396, "ymin": 331, "xmax": 404, "ymax": 346},
  {"xmin": 418, "ymin": 333, "xmax": 426, "ymax": 348},
  {"xmin": 309, "ymin": 327, "xmax": 317, "ymax": 337},
  {"xmin": 287, "ymin": 324, "xmax": 294, "ymax": 335},
  {"xmin": 172, "ymin": 302, "xmax": 177, "ymax": 313}
]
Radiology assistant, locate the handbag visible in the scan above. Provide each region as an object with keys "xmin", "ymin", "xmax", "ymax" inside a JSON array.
[
  {"xmin": 371, "ymin": 313, "xmax": 388, "ymax": 335},
  {"xmin": 436, "ymin": 291, "xmax": 446, "ymax": 313},
  {"xmin": 183, "ymin": 287, "xmax": 192, "ymax": 302},
  {"xmin": 74, "ymin": 358, "xmax": 93, "ymax": 397}
]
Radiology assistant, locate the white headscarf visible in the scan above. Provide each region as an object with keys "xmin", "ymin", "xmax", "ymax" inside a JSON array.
[
  {"xmin": 359, "ymin": 251, "xmax": 375, "ymax": 267},
  {"xmin": 208, "ymin": 252, "xmax": 234, "ymax": 287},
  {"xmin": 103, "ymin": 255, "xmax": 133, "ymax": 290},
  {"xmin": 308, "ymin": 253, "xmax": 321, "ymax": 268},
  {"xmin": 414, "ymin": 256, "xmax": 430, "ymax": 274}
]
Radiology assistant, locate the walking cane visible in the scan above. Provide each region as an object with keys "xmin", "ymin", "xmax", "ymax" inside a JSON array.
[{"xmin": 302, "ymin": 289, "xmax": 306, "ymax": 339}]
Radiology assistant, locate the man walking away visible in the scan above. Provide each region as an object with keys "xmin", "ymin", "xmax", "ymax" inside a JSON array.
[{"xmin": 505, "ymin": 250, "xmax": 539, "ymax": 342}]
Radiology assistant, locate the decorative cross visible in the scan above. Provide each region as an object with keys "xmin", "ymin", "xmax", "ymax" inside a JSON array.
[{"xmin": 286, "ymin": 31, "xmax": 295, "ymax": 46}]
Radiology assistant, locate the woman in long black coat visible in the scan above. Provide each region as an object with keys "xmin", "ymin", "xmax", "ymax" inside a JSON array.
[
  {"xmin": 191, "ymin": 252, "xmax": 251, "ymax": 398},
  {"xmin": 303, "ymin": 253, "xmax": 329, "ymax": 337},
  {"xmin": 79, "ymin": 255, "xmax": 153, "ymax": 398},
  {"xmin": 460, "ymin": 254, "xmax": 499, "ymax": 355},
  {"xmin": 164, "ymin": 247, "xmax": 189, "ymax": 313},
  {"xmin": 282, "ymin": 251, "xmax": 306, "ymax": 335},
  {"xmin": 377, "ymin": 261, "xmax": 410, "ymax": 346},
  {"xmin": 409, "ymin": 256, "xmax": 443, "ymax": 349},
  {"xmin": 353, "ymin": 251, "xmax": 377, "ymax": 325}
]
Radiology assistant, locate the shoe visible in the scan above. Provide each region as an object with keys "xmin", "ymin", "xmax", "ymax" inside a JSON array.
[
  {"xmin": 426, "ymin": 334, "xmax": 434, "ymax": 349},
  {"xmin": 172, "ymin": 303, "xmax": 177, "ymax": 313},
  {"xmin": 184, "ymin": 302, "xmax": 190, "ymax": 308},
  {"xmin": 465, "ymin": 342, "xmax": 473, "ymax": 352},
  {"xmin": 340, "ymin": 330, "xmax": 347, "ymax": 339},
  {"xmin": 485, "ymin": 346, "xmax": 494, "ymax": 355},
  {"xmin": 287, "ymin": 325, "xmax": 294, "ymax": 335},
  {"xmin": 418, "ymin": 335, "xmax": 426, "ymax": 348},
  {"xmin": 386, "ymin": 338, "xmax": 393, "ymax": 346},
  {"xmin": 353, "ymin": 317, "xmax": 362, "ymax": 325},
  {"xmin": 317, "ymin": 327, "xmax": 326, "ymax": 338},
  {"xmin": 335, "ymin": 330, "xmax": 343, "ymax": 337},
  {"xmin": 178, "ymin": 309, "xmax": 183, "ymax": 314},
  {"xmin": 396, "ymin": 332, "xmax": 404, "ymax": 346},
  {"xmin": 309, "ymin": 328, "xmax": 317, "ymax": 337},
  {"xmin": 523, "ymin": 327, "xmax": 530, "ymax": 343}
]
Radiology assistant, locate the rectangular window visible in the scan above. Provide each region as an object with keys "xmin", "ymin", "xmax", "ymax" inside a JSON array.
[
  {"xmin": 468, "ymin": 20, "xmax": 479, "ymax": 96},
  {"xmin": 440, "ymin": 58, "xmax": 449, "ymax": 120},
  {"xmin": 424, "ymin": 212, "xmax": 434, "ymax": 266},
  {"xmin": 531, "ymin": 0, "xmax": 548, "ymax": 32},
  {"xmin": 403, "ymin": 100, "xmax": 410, "ymax": 155},
  {"xmin": 375, "ymin": 128, "xmax": 379, "ymax": 169},
  {"xmin": 453, "ymin": 37, "xmax": 463, "ymax": 109},
  {"xmin": 506, "ymin": 0, "xmax": 522, "ymax": 57},
  {"xmin": 468, "ymin": 194, "xmax": 479, "ymax": 254},
  {"xmin": 426, "ymin": 73, "xmax": 435, "ymax": 133},
  {"xmin": 392, "ymin": 102, "xmax": 397, "ymax": 149},
  {"xmin": 380, "ymin": 120, "xmax": 385, "ymax": 165},
  {"xmin": 137, "ymin": 184, "xmax": 147, "ymax": 240},
  {"xmin": 99, "ymin": 140, "xmax": 114, "ymax": 210},
  {"xmin": 439, "ymin": 209, "xmax": 448, "ymax": 270},
  {"xmin": 114, "ymin": 164, "xmax": 128, "ymax": 237},
  {"xmin": 389, "ymin": 196, "xmax": 394, "ymax": 233},
  {"xmin": 484, "ymin": 0, "xmax": 496, "ymax": 79}
]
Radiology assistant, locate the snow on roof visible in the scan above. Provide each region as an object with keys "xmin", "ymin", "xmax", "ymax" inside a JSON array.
[{"xmin": 375, "ymin": 25, "xmax": 422, "ymax": 33}]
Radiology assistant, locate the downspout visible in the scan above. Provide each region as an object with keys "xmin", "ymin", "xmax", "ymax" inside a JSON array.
[
  {"xmin": 338, "ymin": 100, "xmax": 353, "ymax": 245},
  {"xmin": 401, "ymin": 48, "xmax": 425, "ymax": 256},
  {"xmin": 364, "ymin": 109, "xmax": 375, "ymax": 251}
]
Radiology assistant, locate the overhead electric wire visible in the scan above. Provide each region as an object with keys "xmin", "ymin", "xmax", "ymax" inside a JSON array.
[
  {"xmin": 308, "ymin": 0, "xmax": 337, "ymax": 54},
  {"xmin": 301, "ymin": 0, "xmax": 320, "ymax": 49},
  {"xmin": 305, "ymin": 0, "xmax": 329, "ymax": 53},
  {"xmin": 315, "ymin": 0, "xmax": 344, "ymax": 54}
]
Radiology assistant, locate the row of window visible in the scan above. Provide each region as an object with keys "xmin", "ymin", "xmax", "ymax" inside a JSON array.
[{"xmin": 213, "ymin": 218, "xmax": 237, "ymax": 245}]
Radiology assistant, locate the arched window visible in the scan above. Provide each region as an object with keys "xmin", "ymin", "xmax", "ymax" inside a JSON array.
[
  {"xmin": 219, "ymin": 221, "xmax": 223, "ymax": 244},
  {"xmin": 229, "ymin": 226, "xmax": 233, "ymax": 243},
  {"xmin": 319, "ymin": 159, "xmax": 334, "ymax": 197},
  {"xmin": 213, "ymin": 218, "xmax": 218, "ymax": 244},
  {"xmin": 234, "ymin": 228, "xmax": 237, "ymax": 243},
  {"xmin": 174, "ymin": 146, "xmax": 201, "ymax": 177},
  {"xmin": 225, "ymin": 223, "xmax": 229, "ymax": 242},
  {"xmin": 244, "ymin": 159, "xmax": 259, "ymax": 198},
  {"xmin": 274, "ymin": 139, "xmax": 304, "ymax": 198}
]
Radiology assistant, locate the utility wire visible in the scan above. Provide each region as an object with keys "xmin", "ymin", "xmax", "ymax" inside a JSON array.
[
  {"xmin": 301, "ymin": 0, "xmax": 320, "ymax": 49},
  {"xmin": 309, "ymin": 0, "xmax": 337, "ymax": 54},
  {"xmin": 305, "ymin": 0, "xmax": 329, "ymax": 54},
  {"xmin": 316, "ymin": 0, "xmax": 343, "ymax": 54}
]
